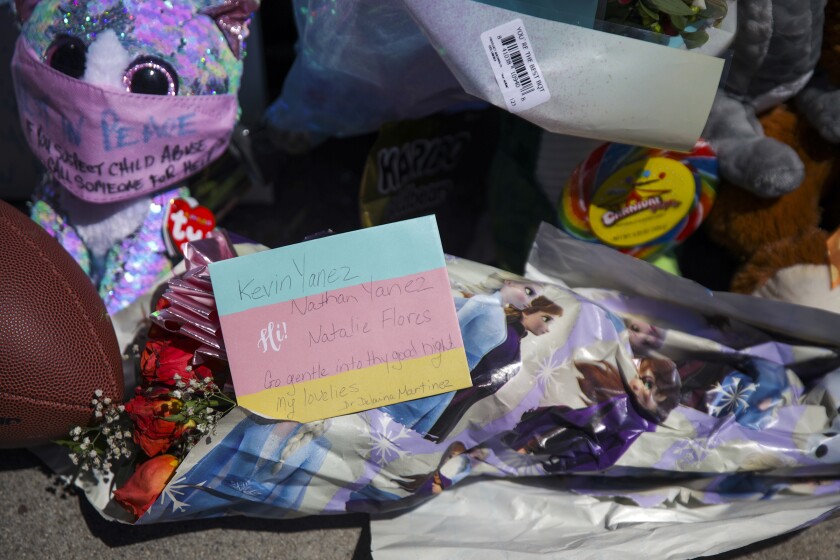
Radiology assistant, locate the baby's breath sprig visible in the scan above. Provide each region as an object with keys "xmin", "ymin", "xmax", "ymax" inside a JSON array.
[
  {"xmin": 158, "ymin": 375, "xmax": 237, "ymax": 453},
  {"xmin": 57, "ymin": 390, "xmax": 137, "ymax": 483}
]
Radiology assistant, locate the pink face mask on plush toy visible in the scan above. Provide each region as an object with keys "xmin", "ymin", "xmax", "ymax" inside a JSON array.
[{"xmin": 11, "ymin": 0, "xmax": 256, "ymax": 204}]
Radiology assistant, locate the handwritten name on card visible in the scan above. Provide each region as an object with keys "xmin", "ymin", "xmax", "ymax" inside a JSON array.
[{"xmin": 210, "ymin": 216, "xmax": 471, "ymax": 423}]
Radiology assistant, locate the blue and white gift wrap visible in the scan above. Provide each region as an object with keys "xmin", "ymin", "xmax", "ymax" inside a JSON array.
[{"xmin": 80, "ymin": 228, "xmax": 840, "ymax": 524}]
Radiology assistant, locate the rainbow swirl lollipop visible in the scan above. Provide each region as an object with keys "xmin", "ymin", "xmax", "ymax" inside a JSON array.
[{"xmin": 558, "ymin": 140, "xmax": 718, "ymax": 261}]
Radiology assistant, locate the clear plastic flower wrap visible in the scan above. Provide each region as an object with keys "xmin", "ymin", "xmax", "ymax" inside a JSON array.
[
  {"xmin": 68, "ymin": 224, "xmax": 840, "ymax": 526},
  {"xmin": 264, "ymin": 0, "xmax": 470, "ymax": 148},
  {"xmin": 265, "ymin": 0, "xmax": 735, "ymax": 150}
]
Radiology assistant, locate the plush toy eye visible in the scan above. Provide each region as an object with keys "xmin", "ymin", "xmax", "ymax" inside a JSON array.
[
  {"xmin": 46, "ymin": 35, "xmax": 87, "ymax": 79},
  {"xmin": 123, "ymin": 57, "xmax": 179, "ymax": 96}
]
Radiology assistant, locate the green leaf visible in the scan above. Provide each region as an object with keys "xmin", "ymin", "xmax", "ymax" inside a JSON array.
[
  {"xmin": 670, "ymin": 14, "xmax": 688, "ymax": 29},
  {"xmin": 648, "ymin": 0, "xmax": 695, "ymax": 16},
  {"xmin": 637, "ymin": 1, "xmax": 660, "ymax": 21},
  {"xmin": 681, "ymin": 28, "xmax": 710, "ymax": 48},
  {"xmin": 700, "ymin": 0, "xmax": 727, "ymax": 21}
]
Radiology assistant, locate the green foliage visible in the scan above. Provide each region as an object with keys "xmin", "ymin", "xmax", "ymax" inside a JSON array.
[{"xmin": 604, "ymin": 0, "xmax": 728, "ymax": 48}]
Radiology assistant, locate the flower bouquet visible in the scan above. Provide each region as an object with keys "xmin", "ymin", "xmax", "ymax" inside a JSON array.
[
  {"xmin": 59, "ymin": 225, "xmax": 840, "ymax": 528},
  {"xmin": 63, "ymin": 333, "xmax": 236, "ymax": 518},
  {"xmin": 60, "ymin": 233, "xmax": 239, "ymax": 519},
  {"xmin": 399, "ymin": 0, "xmax": 728, "ymax": 152},
  {"xmin": 603, "ymin": 0, "xmax": 730, "ymax": 49}
]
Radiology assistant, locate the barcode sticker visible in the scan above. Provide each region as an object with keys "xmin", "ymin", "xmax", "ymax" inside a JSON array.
[{"xmin": 480, "ymin": 19, "xmax": 550, "ymax": 113}]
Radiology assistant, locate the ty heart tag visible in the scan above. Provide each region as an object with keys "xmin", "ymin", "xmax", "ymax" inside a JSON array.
[{"xmin": 164, "ymin": 197, "xmax": 217, "ymax": 257}]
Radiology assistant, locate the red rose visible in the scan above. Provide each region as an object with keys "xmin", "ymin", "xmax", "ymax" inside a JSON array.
[
  {"xmin": 125, "ymin": 388, "xmax": 193, "ymax": 456},
  {"xmin": 154, "ymin": 295, "xmax": 170, "ymax": 312},
  {"xmin": 140, "ymin": 335, "xmax": 211, "ymax": 387},
  {"xmin": 113, "ymin": 454, "xmax": 180, "ymax": 519}
]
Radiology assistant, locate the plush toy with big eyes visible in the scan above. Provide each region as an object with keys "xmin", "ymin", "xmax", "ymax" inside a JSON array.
[{"xmin": 10, "ymin": 0, "xmax": 258, "ymax": 315}]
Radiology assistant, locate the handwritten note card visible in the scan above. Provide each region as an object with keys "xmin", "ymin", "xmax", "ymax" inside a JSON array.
[{"xmin": 210, "ymin": 216, "xmax": 471, "ymax": 423}]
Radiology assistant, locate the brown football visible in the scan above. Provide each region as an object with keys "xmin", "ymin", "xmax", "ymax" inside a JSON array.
[{"xmin": 0, "ymin": 199, "xmax": 123, "ymax": 448}]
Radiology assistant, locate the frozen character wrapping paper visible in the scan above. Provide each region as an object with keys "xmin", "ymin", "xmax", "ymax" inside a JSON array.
[
  {"xmin": 69, "ymin": 248, "xmax": 840, "ymax": 523},
  {"xmin": 11, "ymin": 0, "xmax": 258, "ymax": 315}
]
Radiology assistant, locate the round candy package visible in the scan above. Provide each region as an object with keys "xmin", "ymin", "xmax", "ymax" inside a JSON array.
[{"xmin": 558, "ymin": 140, "xmax": 718, "ymax": 261}]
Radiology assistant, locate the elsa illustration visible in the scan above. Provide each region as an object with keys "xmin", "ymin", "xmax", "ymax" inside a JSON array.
[
  {"xmin": 625, "ymin": 317, "xmax": 667, "ymax": 356},
  {"xmin": 456, "ymin": 272, "xmax": 547, "ymax": 369},
  {"xmin": 162, "ymin": 416, "xmax": 331, "ymax": 516},
  {"xmin": 423, "ymin": 295, "xmax": 564, "ymax": 441},
  {"xmin": 380, "ymin": 273, "xmax": 546, "ymax": 434}
]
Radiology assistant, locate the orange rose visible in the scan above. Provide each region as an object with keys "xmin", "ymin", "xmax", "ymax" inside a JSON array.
[
  {"xmin": 125, "ymin": 388, "xmax": 193, "ymax": 456},
  {"xmin": 113, "ymin": 454, "xmax": 180, "ymax": 519}
]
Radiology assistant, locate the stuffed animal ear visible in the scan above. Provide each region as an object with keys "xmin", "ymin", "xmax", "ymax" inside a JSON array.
[
  {"xmin": 200, "ymin": 0, "xmax": 260, "ymax": 60},
  {"xmin": 14, "ymin": 0, "xmax": 40, "ymax": 23}
]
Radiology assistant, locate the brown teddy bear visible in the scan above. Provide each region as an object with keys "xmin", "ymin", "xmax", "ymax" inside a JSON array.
[{"xmin": 703, "ymin": 2, "xmax": 840, "ymax": 311}]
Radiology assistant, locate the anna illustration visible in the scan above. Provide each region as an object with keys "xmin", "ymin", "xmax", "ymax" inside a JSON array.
[
  {"xmin": 621, "ymin": 317, "xmax": 791, "ymax": 427},
  {"xmin": 423, "ymin": 295, "xmax": 564, "ymax": 442},
  {"xmin": 509, "ymin": 358, "xmax": 681, "ymax": 473},
  {"xmin": 578, "ymin": 358, "xmax": 681, "ymax": 423}
]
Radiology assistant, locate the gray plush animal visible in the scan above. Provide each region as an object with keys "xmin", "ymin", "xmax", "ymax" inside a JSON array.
[{"xmin": 703, "ymin": 0, "xmax": 840, "ymax": 198}]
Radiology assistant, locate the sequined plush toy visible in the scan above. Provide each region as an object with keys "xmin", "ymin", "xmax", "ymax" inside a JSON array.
[{"xmin": 11, "ymin": 0, "xmax": 258, "ymax": 316}]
